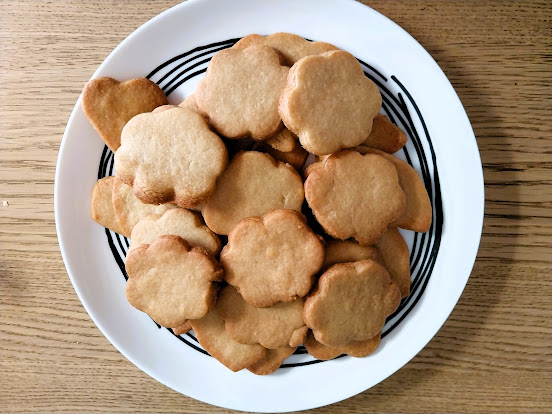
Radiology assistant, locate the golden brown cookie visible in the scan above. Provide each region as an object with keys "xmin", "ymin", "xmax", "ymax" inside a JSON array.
[
  {"xmin": 304, "ymin": 260, "xmax": 400, "ymax": 347},
  {"xmin": 279, "ymin": 50, "xmax": 381, "ymax": 155},
  {"xmin": 191, "ymin": 309, "xmax": 267, "ymax": 372},
  {"xmin": 233, "ymin": 33, "xmax": 338, "ymax": 66},
  {"xmin": 322, "ymin": 240, "xmax": 383, "ymax": 270},
  {"xmin": 90, "ymin": 176, "xmax": 125, "ymax": 234},
  {"xmin": 172, "ymin": 321, "xmax": 192, "ymax": 335},
  {"xmin": 221, "ymin": 209, "xmax": 324, "ymax": 307},
  {"xmin": 304, "ymin": 150, "xmax": 406, "ymax": 245},
  {"xmin": 111, "ymin": 177, "xmax": 177, "ymax": 238},
  {"xmin": 247, "ymin": 346, "xmax": 296, "ymax": 375},
  {"xmin": 151, "ymin": 104, "xmax": 179, "ymax": 113},
  {"xmin": 115, "ymin": 107, "xmax": 228, "ymax": 208},
  {"xmin": 195, "ymin": 45, "xmax": 288, "ymax": 140},
  {"xmin": 125, "ymin": 235, "xmax": 223, "ymax": 327},
  {"xmin": 202, "ymin": 151, "xmax": 304, "ymax": 235},
  {"xmin": 304, "ymin": 330, "xmax": 381, "ymax": 360},
  {"xmin": 216, "ymin": 286, "xmax": 308, "ymax": 349},
  {"xmin": 377, "ymin": 228, "xmax": 411, "ymax": 298},
  {"xmin": 128, "ymin": 208, "xmax": 221, "ymax": 255},
  {"xmin": 360, "ymin": 114, "xmax": 407, "ymax": 154},
  {"xmin": 178, "ymin": 94, "xmax": 199, "ymax": 112},
  {"xmin": 254, "ymin": 138, "xmax": 309, "ymax": 171},
  {"xmin": 353, "ymin": 146, "xmax": 432, "ymax": 232},
  {"xmin": 265, "ymin": 128, "xmax": 296, "ymax": 152},
  {"xmin": 82, "ymin": 77, "xmax": 167, "ymax": 152}
]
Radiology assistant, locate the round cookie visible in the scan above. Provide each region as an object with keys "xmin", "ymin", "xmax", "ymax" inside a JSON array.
[
  {"xmin": 304, "ymin": 330, "xmax": 381, "ymax": 360},
  {"xmin": 178, "ymin": 93, "xmax": 199, "ymax": 112},
  {"xmin": 233, "ymin": 33, "xmax": 339, "ymax": 66},
  {"xmin": 125, "ymin": 235, "xmax": 223, "ymax": 327},
  {"xmin": 202, "ymin": 151, "xmax": 304, "ymax": 235},
  {"xmin": 360, "ymin": 114, "xmax": 407, "ymax": 154},
  {"xmin": 322, "ymin": 240, "xmax": 384, "ymax": 270},
  {"xmin": 172, "ymin": 321, "xmax": 191, "ymax": 336},
  {"xmin": 195, "ymin": 45, "xmax": 288, "ymax": 140},
  {"xmin": 90, "ymin": 176, "xmax": 125, "ymax": 235},
  {"xmin": 115, "ymin": 107, "xmax": 228, "ymax": 208},
  {"xmin": 247, "ymin": 346, "xmax": 296, "ymax": 375},
  {"xmin": 304, "ymin": 150, "xmax": 406, "ymax": 245},
  {"xmin": 216, "ymin": 286, "xmax": 308, "ymax": 349},
  {"xmin": 220, "ymin": 209, "xmax": 324, "ymax": 308},
  {"xmin": 128, "ymin": 208, "xmax": 221, "ymax": 256},
  {"xmin": 279, "ymin": 50, "xmax": 382, "ymax": 155},
  {"xmin": 304, "ymin": 259, "xmax": 401, "ymax": 347},
  {"xmin": 377, "ymin": 228, "xmax": 411, "ymax": 298}
]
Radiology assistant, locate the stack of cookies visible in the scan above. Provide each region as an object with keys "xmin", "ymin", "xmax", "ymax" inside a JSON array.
[{"xmin": 85, "ymin": 33, "xmax": 432, "ymax": 375}]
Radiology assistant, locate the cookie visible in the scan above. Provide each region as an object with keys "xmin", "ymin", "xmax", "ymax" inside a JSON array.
[
  {"xmin": 361, "ymin": 114, "xmax": 407, "ymax": 154},
  {"xmin": 377, "ymin": 228, "xmax": 411, "ymax": 298},
  {"xmin": 279, "ymin": 50, "xmax": 381, "ymax": 155},
  {"xmin": 152, "ymin": 104, "xmax": 179, "ymax": 113},
  {"xmin": 221, "ymin": 209, "xmax": 324, "ymax": 307},
  {"xmin": 90, "ymin": 176, "xmax": 125, "ymax": 234},
  {"xmin": 304, "ymin": 150, "xmax": 406, "ymax": 245},
  {"xmin": 322, "ymin": 240, "xmax": 383, "ymax": 270},
  {"xmin": 82, "ymin": 77, "xmax": 167, "ymax": 152},
  {"xmin": 172, "ymin": 321, "xmax": 191, "ymax": 336},
  {"xmin": 304, "ymin": 259, "xmax": 400, "ymax": 347},
  {"xmin": 202, "ymin": 151, "xmax": 304, "ymax": 235},
  {"xmin": 216, "ymin": 286, "xmax": 308, "ymax": 349},
  {"xmin": 247, "ymin": 346, "xmax": 296, "ymax": 375},
  {"xmin": 265, "ymin": 128, "xmax": 296, "ymax": 152},
  {"xmin": 304, "ymin": 330, "xmax": 381, "ymax": 360},
  {"xmin": 125, "ymin": 235, "xmax": 223, "ymax": 327},
  {"xmin": 115, "ymin": 107, "xmax": 228, "ymax": 208},
  {"xmin": 128, "ymin": 208, "xmax": 221, "ymax": 256},
  {"xmin": 233, "ymin": 33, "xmax": 338, "ymax": 66},
  {"xmin": 354, "ymin": 146, "xmax": 432, "ymax": 232},
  {"xmin": 178, "ymin": 93, "xmax": 199, "ymax": 112},
  {"xmin": 111, "ymin": 177, "xmax": 177, "ymax": 238},
  {"xmin": 195, "ymin": 45, "xmax": 288, "ymax": 140},
  {"xmin": 191, "ymin": 309, "xmax": 267, "ymax": 372},
  {"xmin": 254, "ymin": 138, "xmax": 309, "ymax": 171}
]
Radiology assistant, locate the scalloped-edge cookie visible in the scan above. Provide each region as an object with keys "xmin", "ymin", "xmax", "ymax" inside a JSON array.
[
  {"xmin": 125, "ymin": 235, "xmax": 223, "ymax": 328},
  {"xmin": 279, "ymin": 50, "xmax": 381, "ymax": 155},
  {"xmin": 221, "ymin": 209, "xmax": 324, "ymax": 307},
  {"xmin": 304, "ymin": 330, "xmax": 381, "ymax": 360},
  {"xmin": 304, "ymin": 260, "xmax": 400, "ymax": 347},
  {"xmin": 82, "ymin": 77, "xmax": 167, "ymax": 152},
  {"xmin": 115, "ymin": 107, "xmax": 228, "ymax": 208},
  {"xmin": 90, "ymin": 176, "xmax": 125, "ymax": 235}
]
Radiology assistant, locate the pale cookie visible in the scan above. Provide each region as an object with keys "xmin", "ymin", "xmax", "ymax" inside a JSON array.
[
  {"xmin": 233, "ymin": 33, "xmax": 338, "ymax": 66},
  {"xmin": 172, "ymin": 321, "xmax": 192, "ymax": 335},
  {"xmin": 195, "ymin": 45, "xmax": 288, "ymax": 140},
  {"xmin": 322, "ymin": 240, "xmax": 383, "ymax": 270},
  {"xmin": 115, "ymin": 107, "xmax": 228, "ymax": 208},
  {"xmin": 216, "ymin": 286, "xmax": 308, "ymax": 349},
  {"xmin": 129, "ymin": 208, "xmax": 221, "ymax": 256},
  {"xmin": 254, "ymin": 138, "xmax": 308, "ymax": 171},
  {"xmin": 178, "ymin": 93, "xmax": 199, "ymax": 112},
  {"xmin": 82, "ymin": 77, "xmax": 167, "ymax": 152},
  {"xmin": 125, "ymin": 235, "xmax": 223, "ymax": 327},
  {"xmin": 304, "ymin": 330, "xmax": 381, "ymax": 360},
  {"xmin": 202, "ymin": 151, "xmax": 304, "ymax": 235},
  {"xmin": 90, "ymin": 176, "xmax": 125, "ymax": 234},
  {"xmin": 304, "ymin": 150, "xmax": 406, "ymax": 245},
  {"xmin": 221, "ymin": 209, "xmax": 324, "ymax": 307},
  {"xmin": 361, "ymin": 114, "xmax": 407, "ymax": 153},
  {"xmin": 304, "ymin": 260, "xmax": 400, "ymax": 347},
  {"xmin": 247, "ymin": 346, "xmax": 296, "ymax": 375},
  {"xmin": 354, "ymin": 146, "xmax": 432, "ymax": 232},
  {"xmin": 152, "ymin": 104, "xmax": 178, "ymax": 113},
  {"xmin": 377, "ymin": 228, "xmax": 411, "ymax": 298},
  {"xmin": 279, "ymin": 50, "xmax": 381, "ymax": 155},
  {"xmin": 266, "ymin": 128, "xmax": 296, "ymax": 152},
  {"xmin": 191, "ymin": 309, "xmax": 267, "ymax": 372},
  {"xmin": 112, "ymin": 177, "xmax": 177, "ymax": 238}
]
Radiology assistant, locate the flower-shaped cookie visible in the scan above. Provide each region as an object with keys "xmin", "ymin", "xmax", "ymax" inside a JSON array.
[
  {"xmin": 125, "ymin": 235, "xmax": 223, "ymax": 328},
  {"xmin": 304, "ymin": 330, "xmax": 381, "ymax": 360},
  {"xmin": 279, "ymin": 50, "xmax": 382, "ymax": 155},
  {"xmin": 304, "ymin": 150, "xmax": 406, "ymax": 245},
  {"xmin": 115, "ymin": 107, "xmax": 227, "ymax": 208},
  {"xmin": 304, "ymin": 260, "xmax": 401, "ymax": 347},
  {"xmin": 195, "ymin": 45, "xmax": 289, "ymax": 140}
]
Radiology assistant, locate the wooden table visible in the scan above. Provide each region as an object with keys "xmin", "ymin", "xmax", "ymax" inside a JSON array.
[{"xmin": 1, "ymin": 1, "xmax": 550, "ymax": 413}]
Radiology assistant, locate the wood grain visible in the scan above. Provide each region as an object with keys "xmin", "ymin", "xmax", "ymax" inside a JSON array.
[{"xmin": 1, "ymin": 1, "xmax": 551, "ymax": 413}]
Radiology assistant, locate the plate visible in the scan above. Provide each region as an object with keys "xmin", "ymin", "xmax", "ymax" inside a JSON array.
[{"xmin": 54, "ymin": 0, "xmax": 484, "ymax": 412}]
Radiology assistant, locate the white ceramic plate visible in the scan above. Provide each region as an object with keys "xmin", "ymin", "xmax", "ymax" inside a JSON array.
[{"xmin": 55, "ymin": 0, "xmax": 484, "ymax": 412}]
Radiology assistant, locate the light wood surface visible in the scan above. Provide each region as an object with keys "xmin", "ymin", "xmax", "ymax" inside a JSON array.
[{"xmin": 1, "ymin": 1, "xmax": 551, "ymax": 413}]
